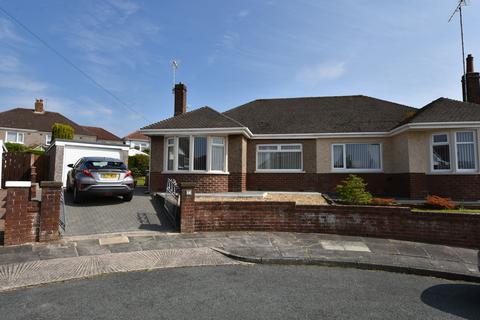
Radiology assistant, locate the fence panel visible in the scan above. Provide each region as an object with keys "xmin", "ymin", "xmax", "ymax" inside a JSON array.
[{"xmin": 1, "ymin": 152, "xmax": 32, "ymax": 187}]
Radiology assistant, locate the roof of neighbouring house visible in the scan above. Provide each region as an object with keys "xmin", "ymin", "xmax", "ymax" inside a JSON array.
[
  {"xmin": 402, "ymin": 97, "xmax": 480, "ymax": 124},
  {"xmin": 142, "ymin": 106, "xmax": 246, "ymax": 130},
  {"xmin": 223, "ymin": 95, "xmax": 416, "ymax": 134},
  {"xmin": 81, "ymin": 125, "xmax": 122, "ymax": 142},
  {"xmin": 0, "ymin": 108, "xmax": 92, "ymax": 135},
  {"xmin": 123, "ymin": 130, "xmax": 149, "ymax": 141}
]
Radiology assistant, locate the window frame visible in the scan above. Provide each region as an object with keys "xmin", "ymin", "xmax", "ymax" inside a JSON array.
[
  {"xmin": 45, "ymin": 134, "xmax": 51, "ymax": 145},
  {"xmin": 430, "ymin": 132, "xmax": 451, "ymax": 172},
  {"xmin": 163, "ymin": 135, "xmax": 229, "ymax": 174},
  {"xmin": 454, "ymin": 131, "xmax": 477, "ymax": 172},
  {"xmin": 255, "ymin": 143, "xmax": 304, "ymax": 173},
  {"xmin": 5, "ymin": 131, "xmax": 24, "ymax": 144},
  {"xmin": 330, "ymin": 143, "xmax": 383, "ymax": 172}
]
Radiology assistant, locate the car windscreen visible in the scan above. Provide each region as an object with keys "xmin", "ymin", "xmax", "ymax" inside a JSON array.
[{"xmin": 84, "ymin": 161, "xmax": 126, "ymax": 170}]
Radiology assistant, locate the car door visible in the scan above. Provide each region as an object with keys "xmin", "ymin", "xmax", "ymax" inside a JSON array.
[{"xmin": 70, "ymin": 158, "xmax": 83, "ymax": 187}]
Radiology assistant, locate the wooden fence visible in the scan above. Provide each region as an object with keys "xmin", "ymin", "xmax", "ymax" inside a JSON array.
[{"xmin": 1, "ymin": 152, "xmax": 50, "ymax": 187}]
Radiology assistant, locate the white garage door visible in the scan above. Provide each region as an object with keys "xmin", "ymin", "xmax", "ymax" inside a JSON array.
[{"xmin": 62, "ymin": 145, "xmax": 122, "ymax": 186}]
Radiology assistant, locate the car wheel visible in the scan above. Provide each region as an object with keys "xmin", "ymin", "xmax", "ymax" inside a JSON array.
[
  {"xmin": 73, "ymin": 185, "xmax": 82, "ymax": 204},
  {"xmin": 66, "ymin": 177, "xmax": 73, "ymax": 193},
  {"xmin": 123, "ymin": 193, "xmax": 133, "ymax": 202}
]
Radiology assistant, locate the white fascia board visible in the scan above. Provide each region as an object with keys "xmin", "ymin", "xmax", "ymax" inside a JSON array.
[
  {"xmin": 141, "ymin": 127, "xmax": 253, "ymax": 138},
  {"xmin": 252, "ymin": 132, "xmax": 388, "ymax": 139},
  {"xmin": 0, "ymin": 127, "xmax": 38, "ymax": 133},
  {"xmin": 389, "ymin": 122, "xmax": 480, "ymax": 136},
  {"xmin": 52, "ymin": 140, "xmax": 130, "ymax": 150}
]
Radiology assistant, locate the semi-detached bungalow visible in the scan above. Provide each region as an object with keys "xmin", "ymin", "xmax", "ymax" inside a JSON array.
[{"xmin": 141, "ymin": 55, "xmax": 480, "ymax": 200}]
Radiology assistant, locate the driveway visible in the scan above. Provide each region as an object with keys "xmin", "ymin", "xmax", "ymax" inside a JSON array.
[{"xmin": 64, "ymin": 187, "xmax": 174, "ymax": 236}]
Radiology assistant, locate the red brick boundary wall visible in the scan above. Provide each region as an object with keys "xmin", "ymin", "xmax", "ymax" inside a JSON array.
[
  {"xmin": 4, "ymin": 181, "xmax": 63, "ymax": 246},
  {"xmin": 179, "ymin": 185, "xmax": 480, "ymax": 249}
]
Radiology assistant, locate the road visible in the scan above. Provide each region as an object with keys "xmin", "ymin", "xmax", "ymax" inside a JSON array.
[{"xmin": 0, "ymin": 265, "xmax": 478, "ymax": 319}]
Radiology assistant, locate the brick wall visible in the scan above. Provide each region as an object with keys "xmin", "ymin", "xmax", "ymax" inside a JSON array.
[
  {"xmin": 247, "ymin": 173, "xmax": 318, "ymax": 191},
  {"xmin": 150, "ymin": 172, "xmax": 229, "ymax": 193},
  {"xmin": 4, "ymin": 182, "xmax": 63, "ymax": 246},
  {"xmin": 4, "ymin": 188, "xmax": 39, "ymax": 245},
  {"xmin": 187, "ymin": 201, "xmax": 480, "ymax": 248},
  {"xmin": 426, "ymin": 174, "xmax": 480, "ymax": 200}
]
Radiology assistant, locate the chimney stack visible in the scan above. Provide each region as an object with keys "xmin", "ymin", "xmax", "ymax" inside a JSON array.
[
  {"xmin": 173, "ymin": 83, "xmax": 187, "ymax": 116},
  {"xmin": 462, "ymin": 54, "xmax": 480, "ymax": 104},
  {"xmin": 34, "ymin": 99, "xmax": 44, "ymax": 113}
]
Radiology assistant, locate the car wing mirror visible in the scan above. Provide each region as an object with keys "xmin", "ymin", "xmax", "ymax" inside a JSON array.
[{"xmin": 67, "ymin": 164, "xmax": 74, "ymax": 168}]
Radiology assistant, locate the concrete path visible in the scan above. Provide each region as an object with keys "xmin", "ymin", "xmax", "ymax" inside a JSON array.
[{"xmin": 0, "ymin": 231, "xmax": 478, "ymax": 290}]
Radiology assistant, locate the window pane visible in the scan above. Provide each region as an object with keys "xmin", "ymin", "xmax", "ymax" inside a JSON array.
[
  {"xmin": 212, "ymin": 137, "xmax": 224, "ymax": 145},
  {"xmin": 7, "ymin": 132, "xmax": 17, "ymax": 142},
  {"xmin": 345, "ymin": 144, "xmax": 381, "ymax": 169},
  {"xmin": 258, "ymin": 150, "xmax": 301, "ymax": 170},
  {"xmin": 457, "ymin": 144, "xmax": 475, "ymax": 169},
  {"xmin": 18, "ymin": 133, "xmax": 24, "ymax": 143},
  {"xmin": 281, "ymin": 145, "xmax": 301, "ymax": 150},
  {"xmin": 333, "ymin": 145, "xmax": 344, "ymax": 168},
  {"xmin": 258, "ymin": 146, "xmax": 278, "ymax": 151},
  {"xmin": 193, "ymin": 137, "xmax": 207, "ymax": 170},
  {"xmin": 211, "ymin": 145, "xmax": 225, "ymax": 171},
  {"xmin": 433, "ymin": 134, "xmax": 448, "ymax": 143},
  {"xmin": 456, "ymin": 132, "xmax": 474, "ymax": 143},
  {"xmin": 433, "ymin": 145, "xmax": 450, "ymax": 170},
  {"xmin": 167, "ymin": 138, "xmax": 174, "ymax": 145},
  {"xmin": 167, "ymin": 146, "xmax": 174, "ymax": 171},
  {"xmin": 177, "ymin": 137, "xmax": 190, "ymax": 170}
]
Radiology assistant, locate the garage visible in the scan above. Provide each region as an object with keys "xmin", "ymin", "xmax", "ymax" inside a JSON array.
[{"xmin": 46, "ymin": 140, "xmax": 130, "ymax": 187}]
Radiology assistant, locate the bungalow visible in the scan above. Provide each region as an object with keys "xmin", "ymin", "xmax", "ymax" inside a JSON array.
[{"xmin": 141, "ymin": 55, "xmax": 480, "ymax": 200}]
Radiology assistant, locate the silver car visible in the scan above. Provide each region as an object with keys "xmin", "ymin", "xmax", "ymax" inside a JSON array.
[{"xmin": 66, "ymin": 157, "xmax": 134, "ymax": 203}]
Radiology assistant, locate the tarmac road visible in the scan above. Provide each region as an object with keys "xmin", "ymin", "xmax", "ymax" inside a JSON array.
[{"xmin": 0, "ymin": 265, "xmax": 479, "ymax": 320}]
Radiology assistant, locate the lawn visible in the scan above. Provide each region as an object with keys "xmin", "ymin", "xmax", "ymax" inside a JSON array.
[{"xmin": 412, "ymin": 208, "xmax": 480, "ymax": 214}]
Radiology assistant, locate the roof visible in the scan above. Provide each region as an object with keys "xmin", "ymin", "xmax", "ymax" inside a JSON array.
[
  {"xmin": 123, "ymin": 130, "xmax": 149, "ymax": 141},
  {"xmin": 223, "ymin": 95, "xmax": 416, "ymax": 134},
  {"xmin": 404, "ymin": 97, "xmax": 480, "ymax": 124},
  {"xmin": 142, "ymin": 106, "xmax": 246, "ymax": 130},
  {"xmin": 0, "ymin": 108, "xmax": 92, "ymax": 135},
  {"xmin": 82, "ymin": 125, "xmax": 122, "ymax": 141}
]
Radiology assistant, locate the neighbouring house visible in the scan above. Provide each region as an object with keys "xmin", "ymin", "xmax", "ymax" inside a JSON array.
[
  {"xmin": 81, "ymin": 125, "xmax": 124, "ymax": 145},
  {"xmin": 123, "ymin": 131, "xmax": 150, "ymax": 151},
  {"xmin": 141, "ymin": 55, "xmax": 480, "ymax": 200},
  {"xmin": 0, "ymin": 99, "xmax": 120, "ymax": 148}
]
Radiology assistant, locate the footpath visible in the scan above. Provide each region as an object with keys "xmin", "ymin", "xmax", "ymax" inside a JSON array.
[{"xmin": 0, "ymin": 231, "xmax": 478, "ymax": 291}]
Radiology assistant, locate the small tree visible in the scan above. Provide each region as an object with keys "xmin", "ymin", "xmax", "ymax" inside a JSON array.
[
  {"xmin": 336, "ymin": 174, "xmax": 372, "ymax": 205},
  {"xmin": 51, "ymin": 123, "xmax": 74, "ymax": 142},
  {"xmin": 128, "ymin": 154, "xmax": 149, "ymax": 176}
]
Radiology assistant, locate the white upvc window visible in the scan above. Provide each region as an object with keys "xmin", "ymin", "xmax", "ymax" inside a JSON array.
[
  {"xmin": 6, "ymin": 131, "xmax": 24, "ymax": 144},
  {"xmin": 256, "ymin": 144, "xmax": 303, "ymax": 172},
  {"xmin": 45, "ymin": 134, "xmax": 51, "ymax": 145},
  {"xmin": 331, "ymin": 143, "xmax": 382, "ymax": 172},
  {"xmin": 455, "ymin": 131, "xmax": 477, "ymax": 172},
  {"xmin": 164, "ymin": 136, "xmax": 228, "ymax": 173},
  {"xmin": 431, "ymin": 133, "xmax": 451, "ymax": 171}
]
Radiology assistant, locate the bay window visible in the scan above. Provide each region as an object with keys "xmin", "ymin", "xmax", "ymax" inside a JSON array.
[
  {"xmin": 256, "ymin": 144, "xmax": 303, "ymax": 171},
  {"xmin": 431, "ymin": 131, "xmax": 477, "ymax": 173},
  {"xmin": 332, "ymin": 143, "xmax": 382, "ymax": 171},
  {"xmin": 6, "ymin": 131, "xmax": 24, "ymax": 144},
  {"xmin": 165, "ymin": 136, "xmax": 227, "ymax": 173}
]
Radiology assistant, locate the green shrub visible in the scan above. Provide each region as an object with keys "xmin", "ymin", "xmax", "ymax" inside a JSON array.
[
  {"xmin": 336, "ymin": 174, "xmax": 372, "ymax": 205},
  {"xmin": 128, "ymin": 154, "xmax": 149, "ymax": 176},
  {"xmin": 51, "ymin": 123, "xmax": 74, "ymax": 141},
  {"xmin": 143, "ymin": 148, "xmax": 150, "ymax": 154},
  {"xmin": 4, "ymin": 142, "xmax": 27, "ymax": 152}
]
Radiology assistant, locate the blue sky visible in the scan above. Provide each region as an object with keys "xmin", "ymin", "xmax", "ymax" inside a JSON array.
[{"xmin": 0, "ymin": 0, "xmax": 479, "ymax": 137}]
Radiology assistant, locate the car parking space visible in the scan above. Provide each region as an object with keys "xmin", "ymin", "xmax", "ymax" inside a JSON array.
[{"xmin": 64, "ymin": 187, "xmax": 174, "ymax": 236}]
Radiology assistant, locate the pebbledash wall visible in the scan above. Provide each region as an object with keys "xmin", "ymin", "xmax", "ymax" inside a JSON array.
[
  {"xmin": 178, "ymin": 184, "xmax": 480, "ymax": 248},
  {"xmin": 149, "ymin": 130, "xmax": 480, "ymax": 200}
]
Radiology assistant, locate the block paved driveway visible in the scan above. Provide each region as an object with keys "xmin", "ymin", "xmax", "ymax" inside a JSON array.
[{"xmin": 64, "ymin": 187, "xmax": 174, "ymax": 236}]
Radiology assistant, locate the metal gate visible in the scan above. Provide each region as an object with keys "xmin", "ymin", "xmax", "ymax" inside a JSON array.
[{"xmin": 163, "ymin": 178, "xmax": 180, "ymax": 229}]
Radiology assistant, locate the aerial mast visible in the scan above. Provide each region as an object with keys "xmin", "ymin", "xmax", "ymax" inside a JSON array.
[{"xmin": 448, "ymin": 0, "xmax": 469, "ymax": 100}]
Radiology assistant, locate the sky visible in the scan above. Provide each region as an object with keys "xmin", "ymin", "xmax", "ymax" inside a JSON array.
[{"xmin": 0, "ymin": 0, "xmax": 479, "ymax": 137}]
